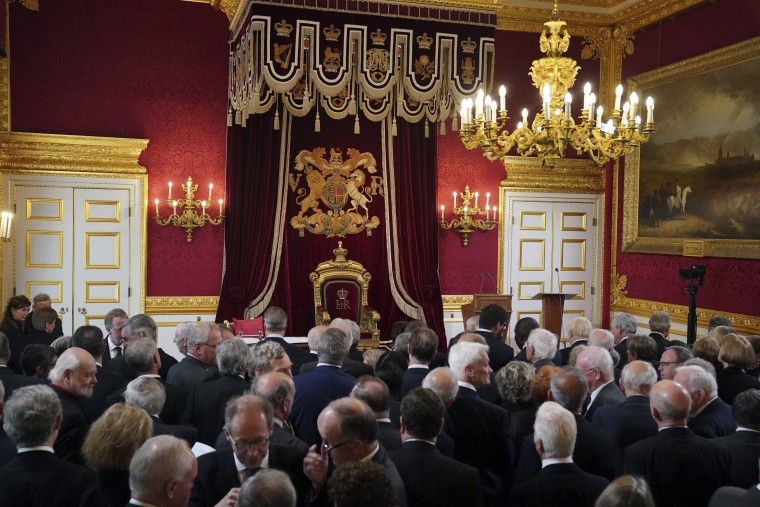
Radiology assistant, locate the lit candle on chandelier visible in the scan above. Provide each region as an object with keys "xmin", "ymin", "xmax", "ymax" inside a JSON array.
[
  {"xmin": 486, "ymin": 205, "xmax": 490, "ymax": 220},
  {"xmin": 208, "ymin": 183, "xmax": 213, "ymax": 201},
  {"xmin": 219, "ymin": 199, "xmax": 223, "ymax": 214},
  {"xmin": 493, "ymin": 206, "xmax": 498, "ymax": 221},
  {"xmin": 453, "ymin": 192, "xmax": 457, "ymax": 208},
  {"xmin": 187, "ymin": 179, "xmax": 192, "ymax": 191},
  {"xmin": 172, "ymin": 200, "xmax": 177, "ymax": 215},
  {"xmin": 440, "ymin": 205, "xmax": 445, "ymax": 220},
  {"xmin": 168, "ymin": 181, "xmax": 173, "ymax": 200},
  {"xmin": 474, "ymin": 192, "xmax": 479, "ymax": 208},
  {"xmin": 463, "ymin": 206, "xmax": 468, "ymax": 219},
  {"xmin": 154, "ymin": 199, "xmax": 159, "ymax": 216},
  {"xmin": 646, "ymin": 97, "xmax": 654, "ymax": 123},
  {"xmin": 486, "ymin": 192, "xmax": 490, "ymax": 210},
  {"xmin": 202, "ymin": 200, "xmax": 207, "ymax": 215}
]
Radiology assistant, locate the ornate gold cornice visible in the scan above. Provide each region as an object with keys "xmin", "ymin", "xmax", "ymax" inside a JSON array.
[
  {"xmin": 500, "ymin": 156, "xmax": 605, "ymax": 194},
  {"xmin": 442, "ymin": 295, "xmax": 474, "ymax": 311},
  {"xmin": 145, "ymin": 296, "xmax": 220, "ymax": 315},
  {"xmin": 612, "ymin": 295, "xmax": 760, "ymax": 336},
  {"xmin": 0, "ymin": 132, "xmax": 148, "ymax": 174}
]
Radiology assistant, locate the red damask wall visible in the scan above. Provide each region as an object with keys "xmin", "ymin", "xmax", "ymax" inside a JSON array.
[
  {"xmin": 9, "ymin": 0, "xmax": 229, "ymax": 296},
  {"xmin": 616, "ymin": 0, "xmax": 760, "ymax": 316}
]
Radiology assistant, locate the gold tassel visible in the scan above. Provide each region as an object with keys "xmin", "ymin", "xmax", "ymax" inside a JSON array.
[
  {"xmin": 349, "ymin": 97, "xmax": 357, "ymax": 116},
  {"xmin": 315, "ymin": 111, "xmax": 321, "ymax": 132},
  {"xmin": 424, "ymin": 119, "xmax": 430, "ymax": 138},
  {"xmin": 452, "ymin": 115, "xmax": 459, "ymax": 132},
  {"xmin": 354, "ymin": 115, "xmax": 360, "ymax": 135},
  {"xmin": 440, "ymin": 121, "xmax": 446, "ymax": 135},
  {"xmin": 227, "ymin": 109, "xmax": 233, "ymax": 127},
  {"xmin": 391, "ymin": 118, "xmax": 398, "ymax": 137},
  {"xmin": 241, "ymin": 114, "xmax": 247, "ymax": 128},
  {"xmin": 235, "ymin": 110, "xmax": 242, "ymax": 125},
  {"xmin": 274, "ymin": 110, "xmax": 280, "ymax": 131}
]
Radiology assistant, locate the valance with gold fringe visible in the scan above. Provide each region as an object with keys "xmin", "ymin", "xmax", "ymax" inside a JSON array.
[{"xmin": 228, "ymin": 0, "xmax": 496, "ymax": 131}]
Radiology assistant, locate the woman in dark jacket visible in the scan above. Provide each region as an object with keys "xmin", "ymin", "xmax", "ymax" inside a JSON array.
[{"xmin": 716, "ymin": 333, "xmax": 760, "ymax": 404}]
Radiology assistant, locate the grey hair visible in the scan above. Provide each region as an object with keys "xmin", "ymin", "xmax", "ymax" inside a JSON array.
[
  {"xmin": 330, "ymin": 318, "xmax": 360, "ymax": 345},
  {"xmin": 465, "ymin": 315, "xmax": 480, "ymax": 331},
  {"xmin": 495, "ymin": 361, "xmax": 535, "ymax": 403},
  {"xmin": 48, "ymin": 346, "xmax": 83, "ymax": 383},
  {"xmin": 129, "ymin": 436, "xmax": 195, "ymax": 499},
  {"xmin": 708, "ymin": 325, "xmax": 736, "ymax": 344},
  {"xmin": 394, "ymin": 332, "xmax": 411, "ymax": 353},
  {"xmin": 527, "ymin": 329, "xmax": 558, "ymax": 360},
  {"xmin": 185, "ymin": 323, "xmax": 211, "ymax": 349},
  {"xmin": 533, "ymin": 401, "xmax": 576, "ymax": 459},
  {"xmin": 104, "ymin": 308, "xmax": 128, "ymax": 329},
  {"xmin": 649, "ymin": 311, "xmax": 672, "ymax": 333},
  {"xmin": 422, "ymin": 367, "xmax": 459, "ymax": 404},
  {"xmin": 682, "ymin": 358, "xmax": 717, "ymax": 379},
  {"xmin": 224, "ymin": 395, "xmax": 274, "ymax": 431},
  {"xmin": 589, "ymin": 329, "xmax": 615, "ymax": 350},
  {"xmin": 3, "ymin": 385, "xmax": 62, "ymax": 447},
  {"xmin": 125, "ymin": 338, "xmax": 158, "ymax": 374},
  {"xmin": 317, "ymin": 328, "xmax": 350, "ymax": 364},
  {"xmin": 251, "ymin": 374, "xmax": 295, "ymax": 412},
  {"xmin": 550, "ymin": 367, "xmax": 589, "ymax": 413},
  {"xmin": 612, "ymin": 313, "xmax": 637, "ymax": 334},
  {"xmin": 124, "ymin": 376, "xmax": 166, "ymax": 415},
  {"xmin": 578, "ymin": 346, "xmax": 614, "ymax": 380},
  {"xmin": 0, "ymin": 379, "xmax": 4, "ymax": 400},
  {"xmin": 217, "ymin": 338, "xmax": 252, "ymax": 376},
  {"xmin": 124, "ymin": 314, "xmax": 158, "ymax": 342},
  {"xmin": 675, "ymin": 364, "xmax": 717, "ymax": 397},
  {"xmin": 567, "ymin": 317, "xmax": 592, "ymax": 339},
  {"xmin": 621, "ymin": 361, "xmax": 658, "ymax": 392},
  {"xmin": 263, "ymin": 307, "xmax": 287, "ymax": 332},
  {"xmin": 707, "ymin": 316, "xmax": 732, "ymax": 333},
  {"xmin": 238, "ymin": 469, "xmax": 297, "ymax": 507},
  {"xmin": 448, "ymin": 342, "xmax": 489, "ymax": 379},
  {"xmin": 251, "ymin": 341, "xmax": 288, "ymax": 375}
]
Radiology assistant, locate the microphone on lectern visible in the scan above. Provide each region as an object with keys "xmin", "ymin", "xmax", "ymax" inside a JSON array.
[
  {"xmin": 554, "ymin": 267, "xmax": 561, "ymax": 293},
  {"xmin": 479, "ymin": 273, "xmax": 486, "ymax": 294}
]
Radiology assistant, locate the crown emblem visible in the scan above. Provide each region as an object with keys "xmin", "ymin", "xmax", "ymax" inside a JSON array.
[
  {"xmin": 460, "ymin": 37, "xmax": 476, "ymax": 54},
  {"xmin": 337, "ymin": 288, "xmax": 349, "ymax": 300},
  {"xmin": 323, "ymin": 24, "xmax": 341, "ymax": 42},
  {"xmin": 416, "ymin": 32, "xmax": 433, "ymax": 50},
  {"xmin": 370, "ymin": 29, "xmax": 387, "ymax": 46},
  {"xmin": 275, "ymin": 19, "xmax": 293, "ymax": 38}
]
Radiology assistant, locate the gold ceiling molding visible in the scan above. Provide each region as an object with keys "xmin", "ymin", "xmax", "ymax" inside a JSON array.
[
  {"xmin": 0, "ymin": 132, "xmax": 148, "ymax": 174},
  {"xmin": 499, "ymin": 156, "xmax": 605, "ymax": 194},
  {"xmin": 145, "ymin": 296, "xmax": 220, "ymax": 315},
  {"xmin": 612, "ymin": 295, "xmax": 760, "ymax": 336},
  {"xmin": 442, "ymin": 295, "xmax": 474, "ymax": 311}
]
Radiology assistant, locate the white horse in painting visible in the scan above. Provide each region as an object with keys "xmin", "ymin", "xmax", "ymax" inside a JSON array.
[{"xmin": 667, "ymin": 186, "xmax": 691, "ymax": 219}]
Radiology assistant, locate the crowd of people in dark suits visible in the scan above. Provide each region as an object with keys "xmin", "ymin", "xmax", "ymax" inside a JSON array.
[{"xmin": 1, "ymin": 296, "xmax": 760, "ymax": 507}]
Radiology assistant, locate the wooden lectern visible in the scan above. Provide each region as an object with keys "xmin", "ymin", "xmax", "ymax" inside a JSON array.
[
  {"xmin": 461, "ymin": 294, "xmax": 513, "ymax": 329},
  {"xmin": 532, "ymin": 292, "xmax": 576, "ymax": 337}
]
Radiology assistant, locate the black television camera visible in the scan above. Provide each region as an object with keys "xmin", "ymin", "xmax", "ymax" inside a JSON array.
[{"xmin": 679, "ymin": 264, "xmax": 705, "ymax": 286}]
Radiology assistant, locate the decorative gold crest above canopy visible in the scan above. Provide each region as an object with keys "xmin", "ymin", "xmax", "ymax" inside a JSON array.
[{"xmin": 289, "ymin": 147, "xmax": 384, "ymax": 237}]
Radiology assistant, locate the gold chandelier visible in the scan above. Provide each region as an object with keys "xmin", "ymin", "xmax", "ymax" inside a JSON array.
[{"xmin": 459, "ymin": 2, "xmax": 656, "ymax": 167}]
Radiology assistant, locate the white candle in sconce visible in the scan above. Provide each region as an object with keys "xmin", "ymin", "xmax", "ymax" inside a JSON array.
[
  {"xmin": 492, "ymin": 206, "xmax": 498, "ymax": 221},
  {"xmin": 219, "ymin": 199, "xmax": 223, "ymax": 214},
  {"xmin": 187, "ymin": 179, "xmax": 192, "ymax": 192},
  {"xmin": 172, "ymin": 200, "xmax": 177, "ymax": 215},
  {"xmin": 499, "ymin": 85, "xmax": 506, "ymax": 114},
  {"xmin": 168, "ymin": 181, "xmax": 173, "ymax": 200},
  {"xmin": 646, "ymin": 97, "xmax": 654, "ymax": 123},
  {"xmin": 154, "ymin": 199, "xmax": 159, "ymax": 215},
  {"xmin": 453, "ymin": 192, "xmax": 457, "ymax": 208},
  {"xmin": 474, "ymin": 192, "xmax": 479, "ymax": 208},
  {"xmin": 440, "ymin": 205, "xmax": 445, "ymax": 220},
  {"xmin": 202, "ymin": 201, "xmax": 207, "ymax": 215},
  {"xmin": 614, "ymin": 84, "xmax": 623, "ymax": 111},
  {"xmin": 486, "ymin": 205, "xmax": 490, "ymax": 220},
  {"xmin": 463, "ymin": 206, "xmax": 468, "ymax": 219},
  {"xmin": 486, "ymin": 192, "xmax": 490, "ymax": 210}
]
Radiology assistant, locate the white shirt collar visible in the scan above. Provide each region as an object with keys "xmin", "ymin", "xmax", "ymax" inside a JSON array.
[
  {"xmin": 17, "ymin": 445, "xmax": 54, "ymax": 453},
  {"xmin": 360, "ymin": 444, "xmax": 380, "ymax": 462},
  {"xmin": 588, "ymin": 380, "xmax": 613, "ymax": 407},
  {"xmin": 542, "ymin": 457, "xmax": 573, "ymax": 468},
  {"xmin": 457, "ymin": 381, "xmax": 476, "ymax": 392},
  {"xmin": 408, "ymin": 364, "xmax": 429, "ymax": 370}
]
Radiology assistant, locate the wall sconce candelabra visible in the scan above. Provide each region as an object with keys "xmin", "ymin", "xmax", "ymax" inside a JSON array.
[
  {"xmin": 155, "ymin": 177, "xmax": 224, "ymax": 243},
  {"xmin": 0, "ymin": 180, "xmax": 14, "ymax": 242},
  {"xmin": 439, "ymin": 186, "xmax": 497, "ymax": 246}
]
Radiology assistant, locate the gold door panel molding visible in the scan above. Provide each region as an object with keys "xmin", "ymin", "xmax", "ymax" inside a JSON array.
[
  {"xmin": 560, "ymin": 281, "xmax": 586, "ymax": 300},
  {"xmin": 561, "ymin": 212, "xmax": 588, "ymax": 231},
  {"xmin": 85, "ymin": 200, "xmax": 121, "ymax": 223},
  {"xmin": 518, "ymin": 281, "xmax": 545, "ymax": 300},
  {"xmin": 24, "ymin": 281, "xmax": 63, "ymax": 302},
  {"xmin": 85, "ymin": 232, "xmax": 120, "ymax": 269},
  {"xmin": 84, "ymin": 281, "xmax": 120, "ymax": 303},
  {"xmin": 25, "ymin": 231, "xmax": 64, "ymax": 268},
  {"xmin": 519, "ymin": 211, "xmax": 546, "ymax": 231},
  {"xmin": 560, "ymin": 239, "xmax": 586, "ymax": 271},
  {"xmin": 519, "ymin": 239, "xmax": 545, "ymax": 271},
  {"xmin": 516, "ymin": 311, "xmax": 541, "ymax": 323},
  {"xmin": 26, "ymin": 198, "xmax": 64, "ymax": 221},
  {"xmin": 84, "ymin": 314, "xmax": 105, "ymax": 327}
]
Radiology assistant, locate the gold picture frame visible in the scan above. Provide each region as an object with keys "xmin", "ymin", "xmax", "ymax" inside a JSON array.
[{"xmin": 622, "ymin": 36, "xmax": 760, "ymax": 259}]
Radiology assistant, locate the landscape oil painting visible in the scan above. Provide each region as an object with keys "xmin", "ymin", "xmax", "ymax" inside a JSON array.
[{"xmin": 622, "ymin": 37, "xmax": 760, "ymax": 259}]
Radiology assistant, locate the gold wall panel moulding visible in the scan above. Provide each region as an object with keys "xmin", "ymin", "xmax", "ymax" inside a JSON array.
[
  {"xmin": 84, "ymin": 281, "xmax": 120, "ymax": 303},
  {"xmin": 145, "ymin": 296, "xmax": 220, "ymax": 315},
  {"xmin": 612, "ymin": 295, "xmax": 760, "ymax": 336},
  {"xmin": 26, "ymin": 230, "xmax": 63, "ymax": 268},
  {"xmin": 560, "ymin": 239, "xmax": 587, "ymax": 271},
  {"xmin": 518, "ymin": 281, "xmax": 544, "ymax": 300},
  {"xmin": 561, "ymin": 212, "xmax": 588, "ymax": 232},
  {"xmin": 84, "ymin": 315, "xmax": 105, "ymax": 327},
  {"xmin": 519, "ymin": 239, "xmax": 545, "ymax": 271},
  {"xmin": 85, "ymin": 232, "xmax": 120, "ymax": 269},
  {"xmin": 85, "ymin": 200, "xmax": 121, "ymax": 223},
  {"xmin": 442, "ymin": 295, "xmax": 474, "ymax": 312},
  {"xmin": 26, "ymin": 198, "xmax": 64, "ymax": 221},
  {"xmin": 0, "ymin": 132, "xmax": 148, "ymax": 174},
  {"xmin": 560, "ymin": 281, "xmax": 586, "ymax": 300},
  {"xmin": 24, "ymin": 281, "xmax": 64, "ymax": 302},
  {"xmin": 520, "ymin": 211, "xmax": 546, "ymax": 231},
  {"xmin": 501, "ymin": 156, "xmax": 604, "ymax": 194}
]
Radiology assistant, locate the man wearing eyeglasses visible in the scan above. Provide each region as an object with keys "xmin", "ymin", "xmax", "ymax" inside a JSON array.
[
  {"xmin": 167, "ymin": 323, "xmax": 222, "ymax": 391},
  {"xmin": 576, "ymin": 346, "xmax": 625, "ymax": 421},
  {"xmin": 473, "ymin": 304, "xmax": 514, "ymax": 371},
  {"xmin": 189, "ymin": 394, "xmax": 309, "ymax": 507}
]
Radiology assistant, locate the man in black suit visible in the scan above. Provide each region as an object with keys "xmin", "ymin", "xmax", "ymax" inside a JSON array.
[
  {"xmin": 649, "ymin": 311, "xmax": 672, "ymax": 358},
  {"xmin": 401, "ymin": 327, "xmax": 438, "ymax": 397},
  {"xmin": 659, "ymin": 345, "xmax": 693, "ymax": 381},
  {"xmin": 445, "ymin": 341, "xmax": 514, "ymax": 507},
  {"xmin": 0, "ymin": 385, "xmax": 101, "ymax": 506},
  {"xmin": 24, "ymin": 293, "xmax": 63, "ymax": 339},
  {"xmin": 526, "ymin": 328, "xmax": 560, "ymax": 372},
  {"xmin": 390, "ymin": 387, "xmax": 482, "ymax": 507},
  {"xmin": 292, "ymin": 325, "xmax": 323, "ymax": 375},
  {"xmin": 184, "ymin": 337, "xmax": 251, "ymax": 445},
  {"xmin": 715, "ymin": 389, "xmax": 760, "ymax": 488},
  {"xmin": 302, "ymin": 397, "xmax": 407, "ymax": 507},
  {"xmin": 577, "ymin": 346, "xmax": 625, "ymax": 420},
  {"xmin": 125, "ymin": 376, "xmax": 197, "ymax": 445},
  {"xmin": 516, "ymin": 366, "xmax": 615, "ymax": 482},
  {"xmin": 352, "ymin": 375, "xmax": 402, "ymax": 452},
  {"xmin": 511, "ymin": 317, "xmax": 539, "ymax": 363},
  {"xmin": 591, "ymin": 360, "xmax": 658, "ymax": 472},
  {"xmin": 611, "ymin": 312, "xmax": 637, "ymax": 369},
  {"xmin": 674, "ymin": 364, "xmax": 736, "ymax": 438},
  {"xmin": 624, "ymin": 379, "xmax": 732, "ymax": 507},
  {"xmin": 560, "ymin": 317, "xmax": 592, "ymax": 365},
  {"xmin": 189, "ymin": 395, "xmax": 310, "ymax": 507},
  {"xmin": 0, "ymin": 332, "xmax": 46, "ymax": 400},
  {"xmin": 167, "ymin": 323, "xmax": 221, "ymax": 391},
  {"xmin": 105, "ymin": 313, "xmax": 178, "ymax": 381},
  {"xmin": 69, "ymin": 325, "xmax": 127, "ymax": 422},
  {"xmin": 128, "ymin": 435, "xmax": 198, "ymax": 507},
  {"xmin": 101, "ymin": 308, "xmax": 128, "ymax": 367},
  {"xmin": 709, "ymin": 483, "xmax": 760, "ymax": 507},
  {"xmin": 47, "ymin": 347, "xmax": 97, "ymax": 465},
  {"xmin": 107, "ymin": 337, "xmax": 188, "ymax": 425},
  {"xmin": 251, "ymin": 372, "xmax": 308, "ymax": 452},
  {"xmin": 512, "ymin": 401, "xmax": 609, "ymax": 507},
  {"xmin": 299, "ymin": 318, "xmax": 374, "ymax": 379},
  {"xmin": 473, "ymin": 304, "xmax": 514, "ymax": 371},
  {"xmin": 260, "ymin": 306, "xmax": 306, "ymax": 360}
]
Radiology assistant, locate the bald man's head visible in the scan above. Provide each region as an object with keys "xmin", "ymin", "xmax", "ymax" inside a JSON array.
[
  {"xmin": 457, "ymin": 333, "xmax": 487, "ymax": 346},
  {"xmin": 650, "ymin": 380, "xmax": 691, "ymax": 427},
  {"xmin": 307, "ymin": 325, "xmax": 328, "ymax": 351}
]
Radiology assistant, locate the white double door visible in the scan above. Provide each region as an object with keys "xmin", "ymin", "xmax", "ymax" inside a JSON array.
[
  {"xmin": 4, "ymin": 174, "xmax": 143, "ymax": 335},
  {"xmin": 502, "ymin": 192, "xmax": 602, "ymax": 339}
]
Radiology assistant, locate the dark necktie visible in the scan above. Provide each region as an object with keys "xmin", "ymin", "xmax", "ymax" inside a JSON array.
[
  {"xmin": 246, "ymin": 467, "xmax": 259, "ymax": 478},
  {"xmin": 113, "ymin": 346, "xmax": 123, "ymax": 356}
]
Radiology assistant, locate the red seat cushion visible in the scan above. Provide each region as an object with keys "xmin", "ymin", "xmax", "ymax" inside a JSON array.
[{"xmin": 232, "ymin": 317, "xmax": 264, "ymax": 336}]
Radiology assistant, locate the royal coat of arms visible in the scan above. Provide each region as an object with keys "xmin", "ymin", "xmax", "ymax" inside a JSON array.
[{"xmin": 289, "ymin": 147, "xmax": 384, "ymax": 237}]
